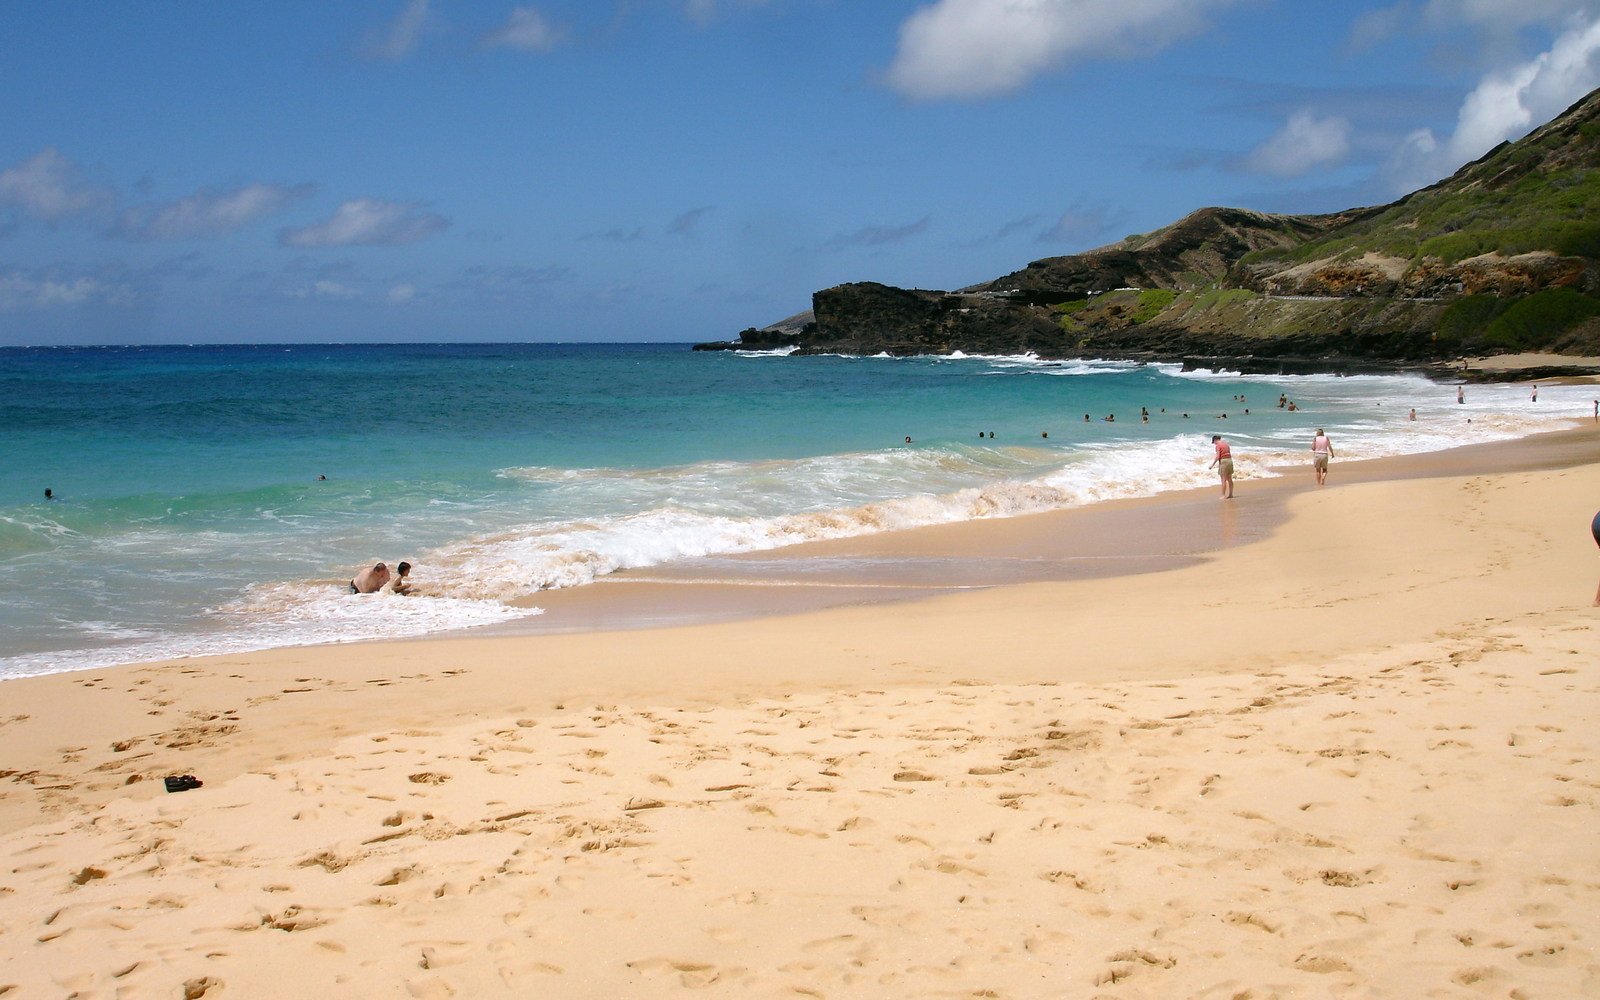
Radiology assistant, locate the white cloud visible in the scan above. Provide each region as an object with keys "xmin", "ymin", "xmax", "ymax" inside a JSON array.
[
  {"xmin": 0, "ymin": 269, "xmax": 132, "ymax": 311},
  {"xmin": 1038, "ymin": 203, "xmax": 1131, "ymax": 246},
  {"xmin": 387, "ymin": 283, "xmax": 417, "ymax": 303},
  {"xmin": 1386, "ymin": 15, "xmax": 1600, "ymax": 190},
  {"xmin": 484, "ymin": 6, "xmax": 562, "ymax": 52},
  {"xmin": 1420, "ymin": 0, "xmax": 1596, "ymax": 32},
  {"xmin": 684, "ymin": 0, "xmax": 770, "ymax": 26},
  {"xmin": 668, "ymin": 205, "xmax": 714, "ymax": 236},
  {"xmin": 365, "ymin": 0, "xmax": 429, "ymax": 60},
  {"xmin": 1246, "ymin": 111, "xmax": 1353, "ymax": 177},
  {"xmin": 287, "ymin": 279, "xmax": 361, "ymax": 301},
  {"xmin": 1351, "ymin": 1, "xmax": 1600, "ymax": 53},
  {"xmin": 885, "ymin": 0, "xmax": 1237, "ymax": 100},
  {"xmin": 583, "ymin": 225, "xmax": 646, "ymax": 243},
  {"xmin": 112, "ymin": 182, "xmax": 314, "ymax": 241},
  {"xmin": 279, "ymin": 199, "xmax": 449, "ymax": 248},
  {"xmin": 825, "ymin": 216, "xmax": 930, "ymax": 249},
  {"xmin": 0, "ymin": 148, "xmax": 114, "ymax": 222},
  {"xmin": 453, "ymin": 264, "xmax": 572, "ymax": 298}
]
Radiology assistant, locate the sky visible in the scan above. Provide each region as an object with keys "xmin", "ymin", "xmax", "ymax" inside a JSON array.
[{"xmin": 2, "ymin": 0, "xmax": 1598, "ymax": 346}]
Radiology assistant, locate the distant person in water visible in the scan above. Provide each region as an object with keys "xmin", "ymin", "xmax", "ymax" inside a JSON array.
[
  {"xmin": 1084, "ymin": 414, "xmax": 1090, "ymax": 422},
  {"xmin": 317, "ymin": 474, "xmax": 327, "ymax": 481},
  {"xmin": 1310, "ymin": 428, "xmax": 1334, "ymax": 486},
  {"xmin": 350, "ymin": 561, "xmax": 391, "ymax": 594},
  {"xmin": 380, "ymin": 561, "xmax": 413, "ymax": 595},
  {"xmin": 904, "ymin": 436, "xmax": 912, "ymax": 444},
  {"xmin": 1457, "ymin": 386, "xmax": 1465, "ymax": 404},
  {"xmin": 1531, "ymin": 384, "xmax": 1538, "ymax": 402},
  {"xmin": 43, "ymin": 488, "xmax": 53, "ymax": 500},
  {"xmin": 1103, "ymin": 414, "xmax": 1114, "ymax": 422},
  {"xmin": 1277, "ymin": 394, "xmax": 1287, "ymax": 409},
  {"xmin": 1409, "ymin": 408, "xmax": 1417, "ymax": 421},
  {"xmin": 1209, "ymin": 434, "xmax": 1234, "ymax": 499}
]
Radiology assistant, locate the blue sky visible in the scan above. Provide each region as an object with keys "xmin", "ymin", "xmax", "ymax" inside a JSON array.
[{"xmin": 2, "ymin": 0, "xmax": 1598, "ymax": 345}]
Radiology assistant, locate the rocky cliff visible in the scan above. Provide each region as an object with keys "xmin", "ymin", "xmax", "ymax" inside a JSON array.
[{"xmin": 698, "ymin": 89, "xmax": 1600, "ymax": 369}]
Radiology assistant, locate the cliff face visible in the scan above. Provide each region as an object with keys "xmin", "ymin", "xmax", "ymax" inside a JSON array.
[
  {"xmin": 700, "ymin": 89, "xmax": 1600, "ymax": 366},
  {"xmin": 981, "ymin": 206, "xmax": 1373, "ymax": 303},
  {"xmin": 805, "ymin": 283, "xmax": 1060, "ymax": 355}
]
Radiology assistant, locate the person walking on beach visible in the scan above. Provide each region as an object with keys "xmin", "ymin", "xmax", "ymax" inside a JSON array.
[
  {"xmin": 1310, "ymin": 428, "xmax": 1334, "ymax": 486},
  {"xmin": 1209, "ymin": 434, "xmax": 1234, "ymax": 499},
  {"xmin": 1457, "ymin": 385, "xmax": 1465, "ymax": 404},
  {"xmin": 1593, "ymin": 509, "xmax": 1600, "ymax": 606}
]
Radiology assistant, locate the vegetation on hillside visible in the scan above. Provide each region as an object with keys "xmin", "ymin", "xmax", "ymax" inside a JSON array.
[
  {"xmin": 1241, "ymin": 170, "xmax": 1600, "ymax": 269},
  {"xmin": 1435, "ymin": 287, "xmax": 1600, "ymax": 351},
  {"xmin": 1241, "ymin": 95, "xmax": 1600, "ymax": 273}
]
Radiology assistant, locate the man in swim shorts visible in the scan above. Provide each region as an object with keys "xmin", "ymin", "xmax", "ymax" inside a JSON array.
[
  {"xmin": 1310, "ymin": 428, "xmax": 1334, "ymax": 486},
  {"xmin": 1209, "ymin": 434, "xmax": 1234, "ymax": 499},
  {"xmin": 351, "ymin": 561, "xmax": 391, "ymax": 594}
]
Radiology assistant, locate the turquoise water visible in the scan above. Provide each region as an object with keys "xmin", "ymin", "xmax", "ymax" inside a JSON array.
[{"xmin": 1, "ymin": 343, "xmax": 1588, "ymax": 677}]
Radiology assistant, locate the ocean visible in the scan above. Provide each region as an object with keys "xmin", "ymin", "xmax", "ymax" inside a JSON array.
[{"xmin": 1, "ymin": 342, "xmax": 1590, "ymax": 679}]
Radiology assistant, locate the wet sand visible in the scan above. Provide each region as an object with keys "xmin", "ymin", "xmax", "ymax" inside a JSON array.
[{"xmin": 500, "ymin": 423, "xmax": 1600, "ymax": 635}]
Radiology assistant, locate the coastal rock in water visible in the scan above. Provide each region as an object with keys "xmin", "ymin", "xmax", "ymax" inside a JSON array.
[{"xmin": 804, "ymin": 282, "xmax": 1061, "ymax": 357}]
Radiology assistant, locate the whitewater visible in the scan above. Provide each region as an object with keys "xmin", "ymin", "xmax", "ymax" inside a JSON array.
[{"xmin": 1, "ymin": 342, "xmax": 1590, "ymax": 678}]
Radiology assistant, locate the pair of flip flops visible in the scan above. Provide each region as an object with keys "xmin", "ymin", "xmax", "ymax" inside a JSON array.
[{"xmin": 163, "ymin": 774, "xmax": 203, "ymax": 793}]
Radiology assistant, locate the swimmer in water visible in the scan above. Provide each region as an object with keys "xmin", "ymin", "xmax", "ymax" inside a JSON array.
[
  {"xmin": 380, "ymin": 561, "xmax": 413, "ymax": 595},
  {"xmin": 350, "ymin": 561, "xmax": 391, "ymax": 594}
]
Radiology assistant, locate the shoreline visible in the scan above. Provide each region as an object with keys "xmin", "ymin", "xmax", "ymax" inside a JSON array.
[
  {"xmin": 7, "ymin": 414, "xmax": 1597, "ymax": 675},
  {"xmin": 1, "ymin": 421, "xmax": 1594, "ymax": 830},
  {"xmin": 5, "ymin": 356, "xmax": 1594, "ymax": 679},
  {"xmin": 705, "ymin": 338, "xmax": 1600, "ymax": 380},
  {"xmin": 447, "ymin": 419, "xmax": 1600, "ymax": 639},
  {"xmin": 0, "ymin": 429, "xmax": 1594, "ymax": 996}
]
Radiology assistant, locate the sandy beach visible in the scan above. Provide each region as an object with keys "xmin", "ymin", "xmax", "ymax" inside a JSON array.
[{"xmin": 1, "ymin": 425, "xmax": 1597, "ymax": 998}]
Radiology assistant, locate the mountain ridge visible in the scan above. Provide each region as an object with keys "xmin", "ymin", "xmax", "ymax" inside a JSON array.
[{"xmin": 699, "ymin": 89, "xmax": 1600, "ymax": 371}]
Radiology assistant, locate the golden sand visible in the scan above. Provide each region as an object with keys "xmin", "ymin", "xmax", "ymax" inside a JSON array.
[{"xmin": 0, "ymin": 428, "xmax": 1596, "ymax": 998}]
